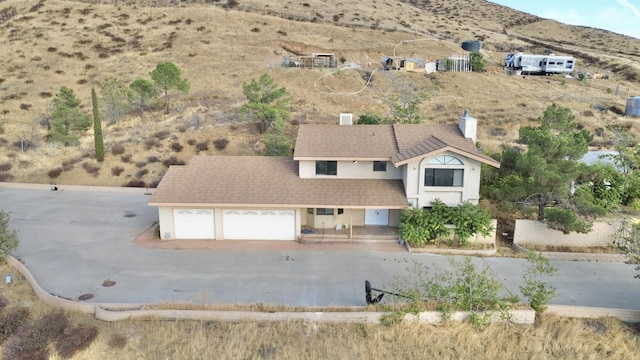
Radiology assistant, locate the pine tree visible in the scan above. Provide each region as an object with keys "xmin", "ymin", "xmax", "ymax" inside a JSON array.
[{"xmin": 50, "ymin": 86, "xmax": 91, "ymax": 145}]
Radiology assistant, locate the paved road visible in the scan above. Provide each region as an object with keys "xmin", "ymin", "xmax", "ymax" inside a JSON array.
[{"xmin": 1, "ymin": 186, "xmax": 639, "ymax": 309}]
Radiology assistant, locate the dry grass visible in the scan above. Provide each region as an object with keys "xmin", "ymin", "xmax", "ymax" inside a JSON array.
[
  {"xmin": 1, "ymin": 264, "xmax": 640, "ymax": 359},
  {"xmin": 0, "ymin": 0, "xmax": 638, "ymax": 186},
  {"xmin": 521, "ymin": 244, "xmax": 623, "ymax": 254}
]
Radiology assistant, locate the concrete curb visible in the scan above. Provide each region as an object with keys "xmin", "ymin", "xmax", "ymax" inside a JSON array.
[
  {"xmin": 547, "ymin": 305, "xmax": 640, "ymax": 323},
  {"xmin": 404, "ymin": 309, "xmax": 535, "ymax": 324},
  {"xmin": 6, "ymin": 256, "xmax": 144, "ymax": 314},
  {"xmin": 95, "ymin": 306, "xmax": 384, "ymax": 323},
  {"xmin": 406, "ymin": 243, "xmax": 497, "ymax": 256},
  {"xmin": 512, "ymin": 244, "xmax": 628, "ymax": 263},
  {"xmin": 6, "ymin": 255, "xmax": 639, "ymax": 324}
]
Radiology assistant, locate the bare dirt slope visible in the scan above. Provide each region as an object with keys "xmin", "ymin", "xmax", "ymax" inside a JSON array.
[{"xmin": 0, "ymin": 0, "xmax": 639, "ymax": 186}]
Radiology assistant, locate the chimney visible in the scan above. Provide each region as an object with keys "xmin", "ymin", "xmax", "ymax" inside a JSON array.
[{"xmin": 459, "ymin": 109, "xmax": 477, "ymax": 143}]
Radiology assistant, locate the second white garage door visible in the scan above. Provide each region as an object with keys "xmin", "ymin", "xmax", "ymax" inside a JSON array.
[{"xmin": 223, "ymin": 209, "xmax": 296, "ymax": 240}]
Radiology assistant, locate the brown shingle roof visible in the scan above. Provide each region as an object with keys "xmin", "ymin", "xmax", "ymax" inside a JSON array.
[
  {"xmin": 294, "ymin": 124, "xmax": 499, "ymax": 167},
  {"xmin": 294, "ymin": 124, "xmax": 398, "ymax": 160},
  {"xmin": 149, "ymin": 156, "xmax": 407, "ymax": 208},
  {"xmin": 391, "ymin": 124, "xmax": 499, "ymax": 167}
]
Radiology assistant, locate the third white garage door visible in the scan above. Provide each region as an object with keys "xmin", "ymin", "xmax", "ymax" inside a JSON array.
[{"xmin": 223, "ymin": 209, "xmax": 296, "ymax": 240}]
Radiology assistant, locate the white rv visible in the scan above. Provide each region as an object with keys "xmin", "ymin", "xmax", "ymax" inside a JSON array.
[{"xmin": 505, "ymin": 53, "xmax": 575, "ymax": 75}]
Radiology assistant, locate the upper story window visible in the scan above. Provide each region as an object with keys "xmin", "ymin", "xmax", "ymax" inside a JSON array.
[
  {"xmin": 425, "ymin": 169, "xmax": 464, "ymax": 186},
  {"xmin": 373, "ymin": 161, "xmax": 387, "ymax": 172},
  {"xmin": 426, "ymin": 155, "xmax": 463, "ymax": 165},
  {"xmin": 316, "ymin": 161, "xmax": 337, "ymax": 175},
  {"xmin": 425, "ymin": 155, "xmax": 464, "ymax": 187}
]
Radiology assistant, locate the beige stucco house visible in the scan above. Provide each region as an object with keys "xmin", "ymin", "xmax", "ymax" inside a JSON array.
[{"xmin": 148, "ymin": 112, "xmax": 499, "ymax": 241}]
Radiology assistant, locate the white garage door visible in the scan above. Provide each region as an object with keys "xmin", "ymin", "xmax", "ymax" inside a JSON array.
[
  {"xmin": 173, "ymin": 209, "xmax": 215, "ymax": 239},
  {"xmin": 223, "ymin": 209, "xmax": 296, "ymax": 240}
]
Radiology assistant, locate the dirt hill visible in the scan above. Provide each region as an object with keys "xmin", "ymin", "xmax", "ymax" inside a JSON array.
[{"xmin": 0, "ymin": 0, "xmax": 639, "ymax": 186}]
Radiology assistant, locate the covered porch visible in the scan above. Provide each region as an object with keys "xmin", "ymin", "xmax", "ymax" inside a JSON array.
[{"xmin": 300, "ymin": 225, "xmax": 400, "ymax": 242}]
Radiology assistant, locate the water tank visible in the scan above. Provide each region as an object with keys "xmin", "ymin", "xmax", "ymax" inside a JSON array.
[
  {"xmin": 461, "ymin": 40, "xmax": 482, "ymax": 52},
  {"xmin": 625, "ymin": 96, "xmax": 640, "ymax": 117}
]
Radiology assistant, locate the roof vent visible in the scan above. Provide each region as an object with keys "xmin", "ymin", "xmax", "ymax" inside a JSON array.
[{"xmin": 339, "ymin": 113, "xmax": 353, "ymax": 125}]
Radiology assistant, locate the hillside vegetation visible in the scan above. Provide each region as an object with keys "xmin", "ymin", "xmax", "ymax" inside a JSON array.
[{"xmin": 0, "ymin": 0, "xmax": 639, "ymax": 186}]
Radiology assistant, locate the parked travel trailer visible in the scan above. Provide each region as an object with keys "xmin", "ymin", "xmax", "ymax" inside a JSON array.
[{"xmin": 505, "ymin": 53, "xmax": 575, "ymax": 75}]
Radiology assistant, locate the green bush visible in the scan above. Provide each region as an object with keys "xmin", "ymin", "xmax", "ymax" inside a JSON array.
[
  {"xmin": 399, "ymin": 200, "xmax": 493, "ymax": 247},
  {"xmin": 389, "ymin": 257, "xmax": 517, "ymax": 328},
  {"xmin": 0, "ymin": 211, "xmax": 19, "ymax": 258},
  {"xmin": 520, "ymin": 251, "xmax": 557, "ymax": 315}
]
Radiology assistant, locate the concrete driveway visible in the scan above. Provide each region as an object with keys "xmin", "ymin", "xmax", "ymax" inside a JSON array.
[{"xmin": 1, "ymin": 185, "xmax": 640, "ymax": 309}]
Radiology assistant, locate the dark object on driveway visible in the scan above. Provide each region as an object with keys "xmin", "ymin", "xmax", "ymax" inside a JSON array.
[{"xmin": 365, "ymin": 280, "xmax": 411, "ymax": 305}]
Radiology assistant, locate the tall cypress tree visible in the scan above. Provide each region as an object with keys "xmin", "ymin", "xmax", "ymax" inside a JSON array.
[{"xmin": 92, "ymin": 87, "xmax": 104, "ymax": 162}]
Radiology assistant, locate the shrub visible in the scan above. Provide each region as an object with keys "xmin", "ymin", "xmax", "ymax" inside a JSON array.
[
  {"xmin": 171, "ymin": 142, "xmax": 184, "ymax": 152},
  {"xmin": 399, "ymin": 200, "xmax": 493, "ymax": 247},
  {"xmin": 176, "ymin": 124, "xmax": 188, "ymax": 132},
  {"xmin": 3, "ymin": 311, "xmax": 68, "ymax": 360},
  {"xmin": 144, "ymin": 138, "xmax": 160, "ymax": 150},
  {"xmin": 0, "ymin": 162, "xmax": 11, "ymax": 172},
  {"xmin": 111, "ymin": 144, "xmax": 125, "ymax": 155},
  {"xmin": 111, "ymin": 166, "xmax": 124, "ymax": 176},
  {"xmin": 213, "ymin": 138, "xmax": 229, "ymax": 150},
  {"xmin": 162, "ymin": 156, "xmax": 185, "ymax": 166},
  {"xmin": 54, "ymin": 325, "xmax": 98, "ymax": 359},
  {"xmin": 0, "ymin": 173, "xmax": 14, "ymax": 182},
  {"xmin": 108, "ymin": 333, "xmax": 127, "ymax": 349},
  {"xmin": 48, "ymin": 167, "xmax": 63, "ymax": 179},
  {"xmin": 120, "ymin": 154, "xmax": 132, "ymax": 163},
  {"xmin": 389, "ymin": 257, "xmax": 513, "ymax": 327},
  {"xmin": 135, "ymin": 161, "xmax": 146, "ymax": 168},
  {"xmin": 0, "ymin": 307, "xmax": 30, "ymax": 343},
  {"xmin": 136, "ymin": 169, "xmax": 148, "ymax": 178},
  {"xmin": 0, "ymin": 295, "xmax": 7, "ymax": 312},
  {"xmin": 32, "ymin": 312, "xmax": 69, "ymax": 341},
  {"xmin": 81, "ymin": 162, "xmax": 100, "ymax": 176},
  {"xmin": 146, "ymin": 156, "xmax": 159, "ymax": 163},
  {"xmin": 195, "ymin": 141, "xmax": 209, "ymax": 152},
  {"xmin": 152, "ymin": 130, "xmax": 170, "ymax": 140},
  {"xmin": 2, "ymin": 329, "xmax": 50, "ymax": 360},
  {"xmin": 186, "ymin": 138, "xmax": 196, "ymax": 146},
  {"xmin": 520, "ymin": 251, "xmax": 557, "ymax": 315},
  {"xmin": 124, "ymin": 179, "xmax": 146, "ymax": 188},
  {"xmin": 148, "ymin": 177, "xmax": 161, "ymax": 188}
]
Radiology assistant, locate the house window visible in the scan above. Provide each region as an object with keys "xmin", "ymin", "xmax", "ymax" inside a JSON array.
[
  {"xmin": 425, "ymin": 169, "xmax": 464, "ymax": 187},
  {"xmin": 316, "ymin": 161, "xmax": 337, "ymax": 175},
  {"xmin": 307, "ymin": 208, "xmax": 314, "ymax": 215},
  {"xmin": 426, "ymin": 155, "xmax": 463, "ymax": 165},
  {"xmin": 338, "ymin": 208, "xmax": 344, "ymax": 215},
  {"xmin": 316, "ymin": 208, "xmax": 334, "ymax": 215},
  {"xmin": 373, "ymin": 161, "xmax": 387, "ymax": 172}
]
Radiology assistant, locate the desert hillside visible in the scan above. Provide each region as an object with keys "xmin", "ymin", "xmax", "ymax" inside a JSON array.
[{"xmin": 0, "ymin": 0, "xmax": 639, "ymax": 187}]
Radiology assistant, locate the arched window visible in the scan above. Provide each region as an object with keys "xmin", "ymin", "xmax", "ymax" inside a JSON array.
[
  {"xmin": 426, "ymin": 155, "xmax": 463, "ymax": 165},
  {"xmin": 424, "ymin": 155, "xmax": 464, "ymax": 187}
]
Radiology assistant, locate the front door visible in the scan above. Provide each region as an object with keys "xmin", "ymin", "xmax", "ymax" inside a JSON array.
[{"xmin": 365, "ymin": 209, "xmax": 389, "ymax": 226}]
